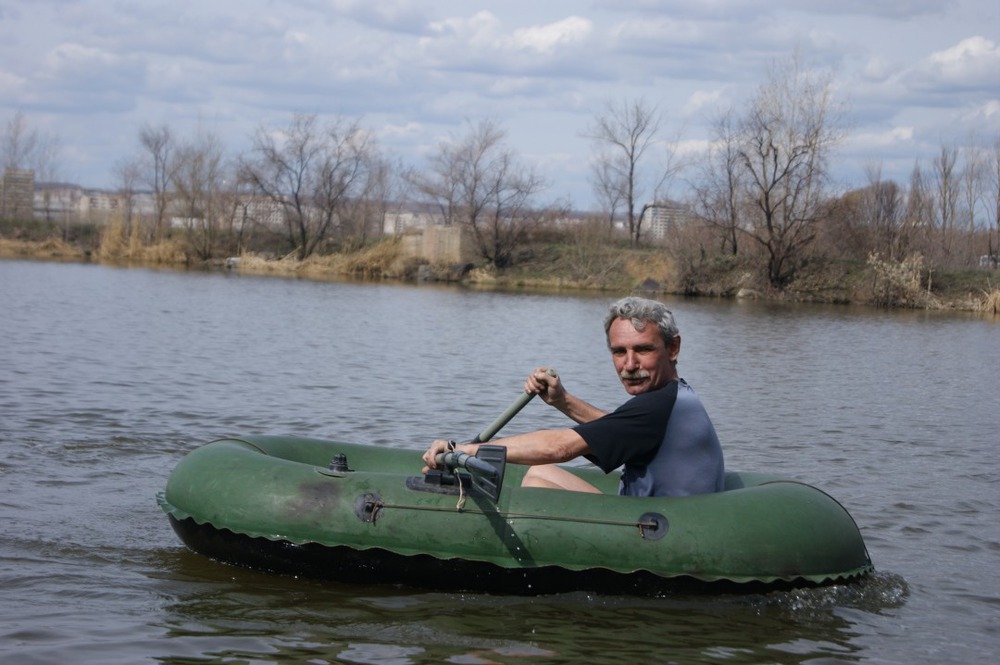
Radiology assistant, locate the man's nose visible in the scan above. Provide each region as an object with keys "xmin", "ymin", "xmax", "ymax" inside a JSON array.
[{"xmin": 623, "ymin": 351, "xmax": 639, "ymax": 368}]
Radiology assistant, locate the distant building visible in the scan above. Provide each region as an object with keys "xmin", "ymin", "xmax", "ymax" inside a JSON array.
[
  {"xmin": 1, "ymin": 168, "xmax": 35, "ymax": 220},
  {"xmin": 34, "ymin": 184, "xmax": 156, "ymax": 224},
  {"xmin": 639, "ymin": 200, "xmax": 694, "ymax": 243},
  {"xmin": 236, "ymin": 196, "xmax": 285, "ymax": 229}
]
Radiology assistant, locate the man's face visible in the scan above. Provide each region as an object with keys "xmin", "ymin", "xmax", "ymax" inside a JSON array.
[{"xmin": 607, "ymin": 317, "xmax": 679, "ymax": 395}]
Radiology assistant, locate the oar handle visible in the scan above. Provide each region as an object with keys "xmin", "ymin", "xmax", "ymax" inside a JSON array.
[
  {"xmin": 472, "ymin": 368, "xmax": 558, "ymax": 443},
  {"xmin": 434, "ymin": 450, "xmax": 495, "ymax": 475}
]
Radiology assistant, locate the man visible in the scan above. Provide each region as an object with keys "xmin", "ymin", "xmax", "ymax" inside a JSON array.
[{"xmin": 422, "ymin": 296, "xmax": 725, "ymax": 497}]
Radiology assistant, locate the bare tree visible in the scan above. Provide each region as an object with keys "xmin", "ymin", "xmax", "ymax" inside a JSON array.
[
  {"xmin": 986, "ymin": 133, "xmax": 1000, "ymax": 262},
  {"xmin": 861, "ymin": 162, "xmax": 906, "ymax": 259},
  {"xmin": 2, "ymin": 110, "xmax": 38, "ymax": 170},
  {"xmin": 113, "ymin": 157, "xmax": 143, "ymax": 239},
  {"xmin": 958, "ymin": 140, "xmax": 985, "ymax": 265},
  {"xmin": 734, "ymin": 54, "xmax": 844, "ymax": 287},
  {"xmin": 348, "ymin": 153, "xmax": 403, "ymax": 245},
  {"xmin": 410, "ymin": 119, "xmax": 545, "ymax": 269},
  {"xmin": 693, "ymin": 109, "xmax": 743, "ymax": 255},
  {"xmin": 32, "ymin": 130, "xmax": 63, "ymax": 227},
  {"xmin": 139, "ymin": 123, "xmax": 177, "ymax": 240},
  {"xmin": 172, "ymin": 128, "xmax": 230, "ymax": 260},
  {"xmin": 239, "ymin": 113, "xmax": 375, "ymax": 260},
  {"xmin": 903, "ymin": 160, "xmax": 934, "ymax": 255},
  {"xmin": 586, "ymin": 99, "xmax": 661, "ymax": 247},
  {"xmin": 931, "ymin": 143, "xmax": 960, "ymax": 259},
  {"xmin": 2, "ymin": 111, "xmax": 62, "ymax": 222},
  {"xmin": 590, "ymin": 157, "xmax": 625, "ymax": 240}
]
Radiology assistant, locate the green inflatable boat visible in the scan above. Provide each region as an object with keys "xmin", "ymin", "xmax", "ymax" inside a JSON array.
[{"xmin": 158, "ymin": 435, "xmax": 873, "ymax": 594}]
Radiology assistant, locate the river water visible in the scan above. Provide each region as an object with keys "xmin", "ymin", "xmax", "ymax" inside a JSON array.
[{"xmin": 1, "ymin": 259, "xmax": 997, "ymax": 664}]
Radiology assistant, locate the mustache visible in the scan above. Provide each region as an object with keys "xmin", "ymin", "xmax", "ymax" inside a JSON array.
[{"xmin": 620, "ymin": 369, "xmax": 650, "ymax": 380}]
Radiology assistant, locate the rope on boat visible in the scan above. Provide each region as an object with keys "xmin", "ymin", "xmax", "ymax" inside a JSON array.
[{"xmin": 375, "ymin": 499, "xmax": 657, "ymax": 531}]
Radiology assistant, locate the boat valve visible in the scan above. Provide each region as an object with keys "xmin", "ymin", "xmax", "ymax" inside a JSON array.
[{"xmin": 329, "ymin": 454, "xmax": 353, "ymax": 473}]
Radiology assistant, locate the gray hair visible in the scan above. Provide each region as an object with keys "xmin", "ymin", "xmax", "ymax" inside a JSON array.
[{"xmin": 603, "ymin": 296, "xmax": 679, "ymax": 347}]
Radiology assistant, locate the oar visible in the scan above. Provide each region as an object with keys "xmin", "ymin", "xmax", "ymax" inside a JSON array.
[
  {"xmin": 474, "ymin": 367, "xmax": 558, "ymax": 443},
  {"xmin": 435, "ymin": 368, "xmax": 557, "ymax": 502}
]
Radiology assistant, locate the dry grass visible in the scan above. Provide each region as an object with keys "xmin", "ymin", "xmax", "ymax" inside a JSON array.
[
  {"xmin": 231, "ymin": 251, "xmax": 301, "ymax": 276},
  {"xmin": 977, "ymin": 288, "xmax": 1000, "ymax": 314},
  {"xmin": 313, "ymin": 237, "xmax": 404, "ymax": 278},
  {"xmin": 233, "ymin": 238, "xmax": 408, "ymax": 280},
  {"xmin": 97, "ymin": 218, "xmax": 188, "ymax": 264},
  {"xmin": 0, "ymin": 237, "xmax": 86, "ymax": 260}
]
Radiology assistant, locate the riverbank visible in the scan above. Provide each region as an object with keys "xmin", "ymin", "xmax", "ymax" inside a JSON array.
[{"xmin": 2, "ymin": 235, "xmax": 998, "ymax": 314}]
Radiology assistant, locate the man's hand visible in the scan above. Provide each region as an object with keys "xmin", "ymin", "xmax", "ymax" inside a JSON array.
[
  {"xmin": 422, "ymin": 439, "xmax": 477, "ymax": 472},
  {"xmin": 421, "ymin": 438, "xmax": 452, "ymax": 471},
  {"xmin": 524, "ymin": 367, "xmax": 566, "ymax": 407}
]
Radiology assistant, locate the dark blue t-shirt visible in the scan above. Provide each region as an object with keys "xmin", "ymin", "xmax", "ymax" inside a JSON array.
[{"xmin": 573, "ymin": 379, "xmax": 725, "ymax": 497}]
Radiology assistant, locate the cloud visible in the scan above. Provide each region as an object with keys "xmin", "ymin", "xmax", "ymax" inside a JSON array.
[
  {"xmin": 974, "ymin": 99, "xmax": 1000, "ymax": 119},
  {"xmin": 849, "ymin": 126, "xmax": 916, "ymax": 148},
  {"xmin": 594, "ymin": 0, "xmax": 951, "ymax": 21},
  {"xmin": 681, "ymin": 88, "xmax": 728, "ymax": 116},
  {"xmin": 424, "ymin": 11, "xmax": 593, "ymax": 62},
  {"xmin": 326, "ymin": 0, "xmax": 429, "ymax": 34},
  {"xmin": 0, "ymin": 69, "xmax": 26, "ymax": 97},
  {"xmin": 906, "ymin": 36, "xmax": 1000, "ymax": 92},
  {"xmin": 426, "ymin": 10, "xmax": 502, "ymax": 46},
  {"xmin": 511, "ymin": 16, "xmax": 592, "ymax": 54}
]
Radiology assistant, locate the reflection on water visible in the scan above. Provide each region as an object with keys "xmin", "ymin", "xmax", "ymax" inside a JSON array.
[
  {"xmin": 150, "ymin": 548, "xmax": 908, "ymax": 665},
  {"xmin": 1, "ymin": 260, "xmax": 997, "ymax": 664}
]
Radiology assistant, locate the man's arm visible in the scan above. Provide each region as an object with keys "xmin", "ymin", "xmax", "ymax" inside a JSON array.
[{"xmin": 423, "ymin": 428, "xmax": 590, "ymax": 470}]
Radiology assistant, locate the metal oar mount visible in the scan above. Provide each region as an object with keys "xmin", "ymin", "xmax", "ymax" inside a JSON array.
[{"xmin": 435, "ymin": 446, "xmax": 507, "ymax": 503}]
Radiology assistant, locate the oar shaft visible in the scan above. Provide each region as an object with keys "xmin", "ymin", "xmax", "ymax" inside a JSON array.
[
  {"xmin": 472, "ymin": 368, "xmax": 557, "ymax": 443},
  {"xmin": 473, "ymin": 391, "xmax": 535, "ymax": 443}
]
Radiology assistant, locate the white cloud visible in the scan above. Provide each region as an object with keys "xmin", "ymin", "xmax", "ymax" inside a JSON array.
[
  {"xmin": 977, "ymin": 99, "xmax": 1000, "ymax": 118},
  {"xmin": 327, "ymin": 0, "xmax": 428, "ymax": 34},
  {"xmin": 378, "ymin": 121, "xmax": 423, "ymax": 140},
  {"xmin": 284, "ymin": 31, "xmax": 309, "ymax": 46},
  {"xmin": 45, "ymin": 43, "xmax": 122, "ymax": 76},
  {"xmin": 0, "ymin": 69, "xmax": 26, "ymax": 96},
  {"xmin": 611, "ymin": 17, "xmax": 707, "ymax": 48},
  {"xmin": 426, "ymin": 10, "xmax": 501, "ymax": 46},
  {"xmin": 908, "ymin": 36, "xmax": 1000, "ymax": 91},
  {"xmin": 849, "ymin": 126, "xmax": 916, "ymax": 148},
  {"xmin": 682, "ymin": 89, "xmax": 727, "ymax": 116},
  {"xmin": 511, "ymin": 16, "xmax": 592, "ymax": 54}
]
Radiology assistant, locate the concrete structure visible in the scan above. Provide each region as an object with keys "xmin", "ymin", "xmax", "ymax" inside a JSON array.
[
  {"xmin": 1, "ymin": 168, "xmax": 35, "ymax": 220},
  {"xmin": 399, "ymin": 224, "xmax": 475, "ymax": 264}
]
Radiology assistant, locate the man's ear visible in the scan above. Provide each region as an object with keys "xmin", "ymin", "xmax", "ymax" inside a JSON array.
[{"xmin": 669, "ymin": 335, "xmax": 681, "ymax": 361}]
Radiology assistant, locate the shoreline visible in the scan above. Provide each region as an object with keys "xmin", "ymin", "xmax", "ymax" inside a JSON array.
[{"xmin": 2, "ymin": 237, "xmax": 998, "ymax": 315}]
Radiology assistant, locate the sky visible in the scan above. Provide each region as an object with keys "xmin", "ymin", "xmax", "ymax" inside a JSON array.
[{"xmin": 1, "ymin": 0, "xmax": 998, "ymax": 210}]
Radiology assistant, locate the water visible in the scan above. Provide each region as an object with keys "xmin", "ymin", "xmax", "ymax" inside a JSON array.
[{"xmin": 1, "ymin": 260, "xmax": 997, "ymax": 664}]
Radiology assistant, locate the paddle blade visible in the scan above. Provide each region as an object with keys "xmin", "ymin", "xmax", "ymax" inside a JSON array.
[{"xmin": 471, "ymin": 444, "xmax": 507, "ymax": 503}]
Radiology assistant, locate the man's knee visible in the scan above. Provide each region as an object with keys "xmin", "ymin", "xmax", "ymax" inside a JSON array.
[
  {"xmin": 521, "ymin": 464, "xmax": 556, "ymax": 488},
  {"xmin": 521, "ymin": 464, "xmax": 602, "ymax": 493}
]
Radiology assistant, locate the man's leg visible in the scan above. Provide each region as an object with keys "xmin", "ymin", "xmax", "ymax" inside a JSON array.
[{"xmin": 521, "ymin": 464, "xmax": 603, "ymax": 493}]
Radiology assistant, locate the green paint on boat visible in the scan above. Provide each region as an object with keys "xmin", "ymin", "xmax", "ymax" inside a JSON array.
[{"xmin": 158, "ymin": 435, "xmax": 873, "ymax": 592}]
